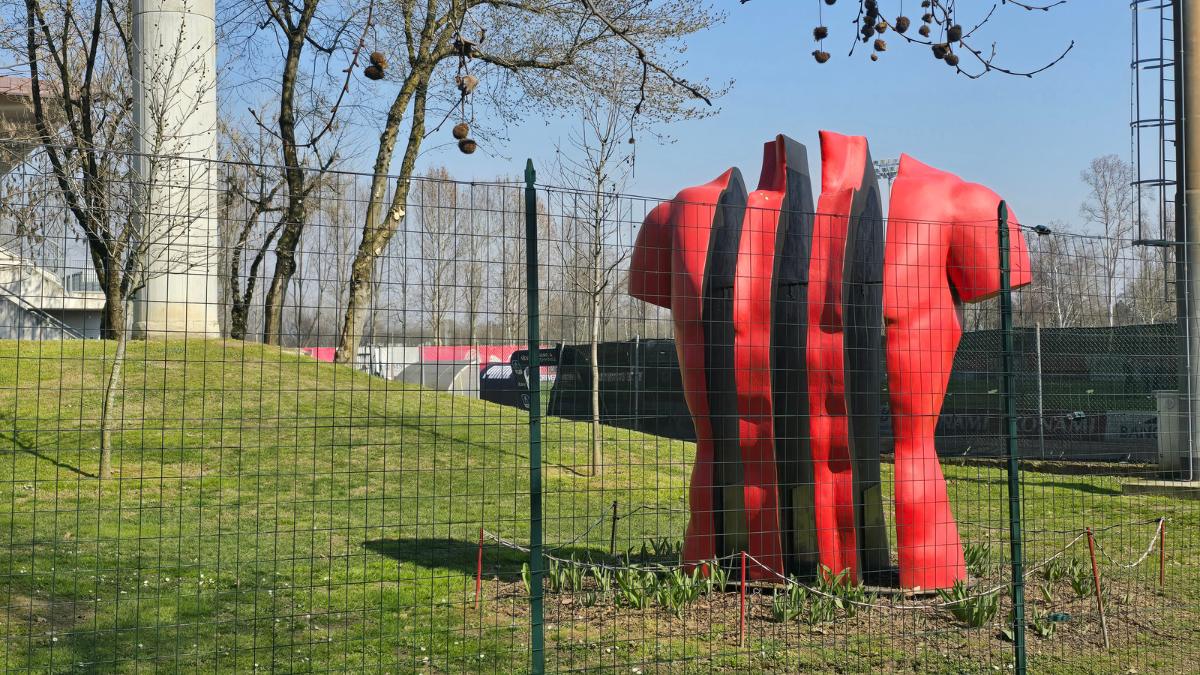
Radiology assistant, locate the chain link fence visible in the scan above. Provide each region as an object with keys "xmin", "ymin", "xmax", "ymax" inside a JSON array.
[{"xmin": 0, "ymin": 147, "xmax": 1195, "ymax": 672}]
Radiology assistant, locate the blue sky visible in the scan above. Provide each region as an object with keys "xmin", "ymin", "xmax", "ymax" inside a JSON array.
[{"xmin": 417, "ymin": 1, "xmax": 1129, "ymax": 232}]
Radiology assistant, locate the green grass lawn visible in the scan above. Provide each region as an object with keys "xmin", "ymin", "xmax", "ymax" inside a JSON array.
[{"xmin": 0, "ymin": 339, "xmax": 1195, "ymax": 673}]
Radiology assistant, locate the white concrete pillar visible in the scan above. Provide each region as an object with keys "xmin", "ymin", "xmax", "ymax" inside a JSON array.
[{"xmin": 131, "ymin": 0, "xmax": 221, "ymax": 338}]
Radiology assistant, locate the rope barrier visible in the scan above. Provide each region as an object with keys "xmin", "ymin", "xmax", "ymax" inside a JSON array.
[{"xmin": 1093, "ymin": 517, "xmax": 1166, "ymax": 569}]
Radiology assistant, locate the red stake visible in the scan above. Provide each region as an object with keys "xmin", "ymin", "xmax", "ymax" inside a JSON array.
[
  {"xmin": 475, "ymin": 526, "xmax": 484, "ymax": 610},
  {"xmin": 739, "ymin": 551, "xmax": 747, "ymax": 648},
  {"xmin": 1159, "ymin": 518, "xmax": 1166, "ymax": 589},
  {"xmin": 1085, "ymin": 528, "xmax": 1110, "ymax": 649}
]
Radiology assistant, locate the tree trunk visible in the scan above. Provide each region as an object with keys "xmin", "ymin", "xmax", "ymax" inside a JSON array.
[
  {"xmin": 336, "ymin": 78, "xmax": 428, "ymax": 363},
  {"xmin": 99, "ymin": 263, "xmax": 124, "ymax": 340},
  {"xmin": 229, "ymin": 300, "xmax": 250, "ymax": 340},
  {"xmin": 262, "ymin": 220, "xmax": 302, "ymax": 344},
  {"xmin": 590, "ymin": 291, "xmax": 603, "ymax": 477},
  {"xmin": 99, "ymin": 314, "xmax": 129, "ymax": 479}
]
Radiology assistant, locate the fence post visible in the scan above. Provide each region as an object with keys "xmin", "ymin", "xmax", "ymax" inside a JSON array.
[
  {"xmin": 1035, "ymin": 322, "xmax": 1045, "ymax": 459},
  {"xmin": 999, "ymin": 200, "xmax": 1028, "ymax": 673},
  {"xmin": 524, "ymin": 159, "xmax": 545, "ymax": 674}
]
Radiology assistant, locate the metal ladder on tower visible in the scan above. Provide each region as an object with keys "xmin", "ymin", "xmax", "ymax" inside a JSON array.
[{"xmin": 1131, "ymin": 0, "xmax": 1178, "ymax": 300}]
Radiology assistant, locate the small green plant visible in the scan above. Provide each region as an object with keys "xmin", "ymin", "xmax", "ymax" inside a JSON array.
[
  {"xmin": 702, "ymin": 559, "xmax": 728, "ymax": 594},
  {"xmin": 562, "ymin": 557, "xmax": 585, "ymax": 593},
  {"xmin": 937, "ymin": 580, "xmax": 1001, "ymax": 628},
  {"xmin": 1031, "ymin": 609, "xmax": 1058, "ymax": 639},
  {"xmin": 581, "ymin": 590, "xmax": 599, "ymax": 607},
  {"xmin": 652, "ymin": 567, "xmax": 704, "ymax": 619},
  {"xmin": 1042, "ymin": 557, "xmax": 1070, "ymax": 583},
  {"xmin": 590, "ymin": 565, "xmax": 612, "ymax": 596},
  {"xmin": 770, "ymin": 581, "xmax": 808, "ymax": 623},
  {"xmin": 964, "ymin": 542, "xmax": 994, "ymax": 578},
  {"xmin": 545, "ymin": 557, "xmax": 563, "ymax": 593},
  {"xmin": 650, "ymin": 538, "xmax": 682, "ymax": 561},
  {"xmin": 810, "ymin": 566, "xmax": 875, "ymax": 620},
  {"xmin": 615, "ymin": 566, "xmax": 655, "ymax": 609},
  {"xmin": 521, "ymin": 562, "xmax": 532, "ymax": 597},
  {"xmin": 1066, "ymin": 558, "xmax": 1097, "ymax": 599}
]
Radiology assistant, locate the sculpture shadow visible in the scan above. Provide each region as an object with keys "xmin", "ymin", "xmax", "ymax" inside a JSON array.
[
  {"xmin": 363, "ymin": 538, "xmax": 614, "ymax": 581},
  {"xmin": 364, "ymin": 538, "xmax": 517, "ymax": 580}
]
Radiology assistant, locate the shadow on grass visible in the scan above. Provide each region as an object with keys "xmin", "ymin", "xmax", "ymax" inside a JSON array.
[
  {"xmin": 364, "ymin": 538, "xmax": 526, "ymax": 579},
  {"xmin": 363, "ymin": 538, "xmax": 613, "ymax": 581},
  {"xmin": 950, "ymin": 473, "xmax": 1121, "ymax": 496},
  {"xmin": 0, "ymin": 413, "xmax": 95, "ymax": 478},
  {"xmin": 1030, "ymin": 480, "xmax": 1122, "ymax": 496}
]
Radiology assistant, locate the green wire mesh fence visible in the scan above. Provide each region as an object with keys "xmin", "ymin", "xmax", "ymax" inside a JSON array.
[{"xmin": 0, "ymin": 148, "xmax": 1193, "ymax": 673}]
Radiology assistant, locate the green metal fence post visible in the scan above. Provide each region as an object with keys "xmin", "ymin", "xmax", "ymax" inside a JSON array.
[
  {"xmin": 524, "ymin": 159, "xmax": 546, "ymax": 674},
  {"xmin": 999, "ymin": 200, "xmax": 1028, "ymax": 673}
]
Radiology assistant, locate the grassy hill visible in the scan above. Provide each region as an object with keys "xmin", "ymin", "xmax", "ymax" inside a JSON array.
[{"xmin": 0, "ymin": 339, "xmax": 1193, "ymax": 673}]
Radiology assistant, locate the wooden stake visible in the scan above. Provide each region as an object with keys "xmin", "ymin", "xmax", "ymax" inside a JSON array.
[
  {"xmin": 739, "ymin": 551, "xmax": 747, "ymax": 648},
  {"xmin": 1086, "ymin": 528, "xmax": 1110, "ymax": 649},
  {"xmin": 475, "ymin": 526, "xmax": 484, "ymax": 610},
  {"xmin": 609, "ymin": 500, "xmax": 619, "ymax": 556},
  {"xmin": 1159, "ymin": 518, "xmax": 1167, "ymax": 589}
]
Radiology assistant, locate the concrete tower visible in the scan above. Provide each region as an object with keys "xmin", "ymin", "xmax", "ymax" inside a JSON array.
[{"xmin": 131, "ymin": 0, "xmax": 221, "ymax": 338}]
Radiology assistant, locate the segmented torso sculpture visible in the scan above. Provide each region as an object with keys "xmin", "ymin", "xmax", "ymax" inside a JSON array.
[{"xmin": 628, "ymin": 133, "xmax": 1030, "ymax": 589}]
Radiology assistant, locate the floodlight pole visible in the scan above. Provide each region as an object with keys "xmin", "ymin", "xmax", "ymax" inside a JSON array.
[{"xmin": 1175, "ymin": 0, "xmax": 1200, "ymax": 479}]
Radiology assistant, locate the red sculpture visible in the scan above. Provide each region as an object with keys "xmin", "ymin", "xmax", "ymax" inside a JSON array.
[
  {"xmin": 628, "ymin": 134, "xmax": 1030, "ymax": 590},
  {"xmin": 884, "ymin": 154, "xmax": 1032, "ymax": 589},
  {"xmin": 629, "ymin": 167, "xmax": 741, "ymax": 566}
]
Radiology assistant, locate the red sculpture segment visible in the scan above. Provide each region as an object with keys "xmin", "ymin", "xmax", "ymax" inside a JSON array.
[
  {"xmin": 807, "ymin": 131, "xmax": 864, "ymax": 579},
  {"xmin": 884, "ymin": 154, "xmax": 1032, "ymax": 590},
  {"xmin": 629, "ymin": 168, "xmax": 741, "ymax": 566}
]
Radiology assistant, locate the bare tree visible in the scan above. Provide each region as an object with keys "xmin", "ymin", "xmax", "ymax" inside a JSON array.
[
  {"xmin": 4, "ymin": 0, "xmax": 217, "ymax": 477},
  {"xmin": 1080, "ymin": 154, "xmax": 1136, "ymax": 327},
  {"xmin": 785, "ymin": 0, "xmax": 1073, "ymax": 77},
  {"xmin": 1118, "ymin": 245, "xmax": 1175, "ymax": 324},
  {"xmin": 415, "ymin": 167, "xmax": 457, "ymax": 345},
  {"xmin": 333, "ymin": 0, "xmax": 723, "ymax": 362},
  {"xmin": 6, "ymin": 0, "xmax": 136, "ymax": 338},
  {"xmin": 554, "ymin": 95, "xmax": 634, "ymax": 477},
  {"xmin": 1023, "ymin": 223, "xmax": 1090, "ymax": 329},
  {"xmin": 243, "ymin": 0, "xmax": 367, "ymax": 345},
  {"xmin": 457, "ymin": 204, "xmax": 485, "ymax": 345},
  {"xmin": 219, "ymin": 124, "xmax": 285, "ymax": 339}
]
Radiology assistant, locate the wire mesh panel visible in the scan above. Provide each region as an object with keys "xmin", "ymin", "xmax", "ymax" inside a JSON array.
[
  {"xmin": 0, "ymin": 143, "xmax": 1196, "ymax": 673},
  {"xmin": 0, "ymin": 147, "xmax": 537, "ymax": 671}
]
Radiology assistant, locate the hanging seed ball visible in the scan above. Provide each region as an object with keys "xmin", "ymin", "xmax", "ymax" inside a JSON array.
[
  {"xmin": 922, "ymin": 13, "xmax": 933, "ymax": 23},
  {"xmin": 932, "ymin": 43, "xmax": 948, "ymax": 60},
  {"xmin": 364, "ymin": 64, "xmax": 384, "ymax": 81},
  {"xmin": 813, "ymin": 26, "xmax": 829, "ymax": 40},
  {"xmin": 918, "ymin": 24, "xmax": 931, "ymax": 37},
  {"xmin": 813, "ymin": 50, "xmax": 831, "ymax": 64},
  {"xmin": 947, "ymin": 24, "xmax": 963, "ymax": 43},
  {"xmin": 824, "ymin": 0, "xmax": 836, "ymax": 5},
  {"xmin": 456, "ymin": 74, "xmax": 479, "ymax": 96},
  {"xmin": 921, "ymin": 0, "xmax": 931, "ymax": 6},
  {"xmin": 876, "ymin": 21, "xmax": 888, "ymax": 33},
  {"xmin": 874, "ymin": 38, "xmax": 887, "ymax": 52},
  {"xmin": 369, "ymin": 51, "xmax": 387, "ymax": 69},
  {"xmin": 861, "ymin": 23, "xmax": 875, "ymax": 40},
  {"xmin": 458, "ymin": 138, "xmax": 478, "ymax": 155},
  {"xmin": 871, "ymin": 53, "xmax": 879, "ymax": 62},
  {"xmin": 452, "ymin": 122, "xmax": 470, "ymax": 140},
  {"xmin": 895, "ymin": 16, "xmax": 911, "ymax": 33},
  {"xmin": 945, "ymin": 53, "xmax": 960, "ymax": 67}
]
